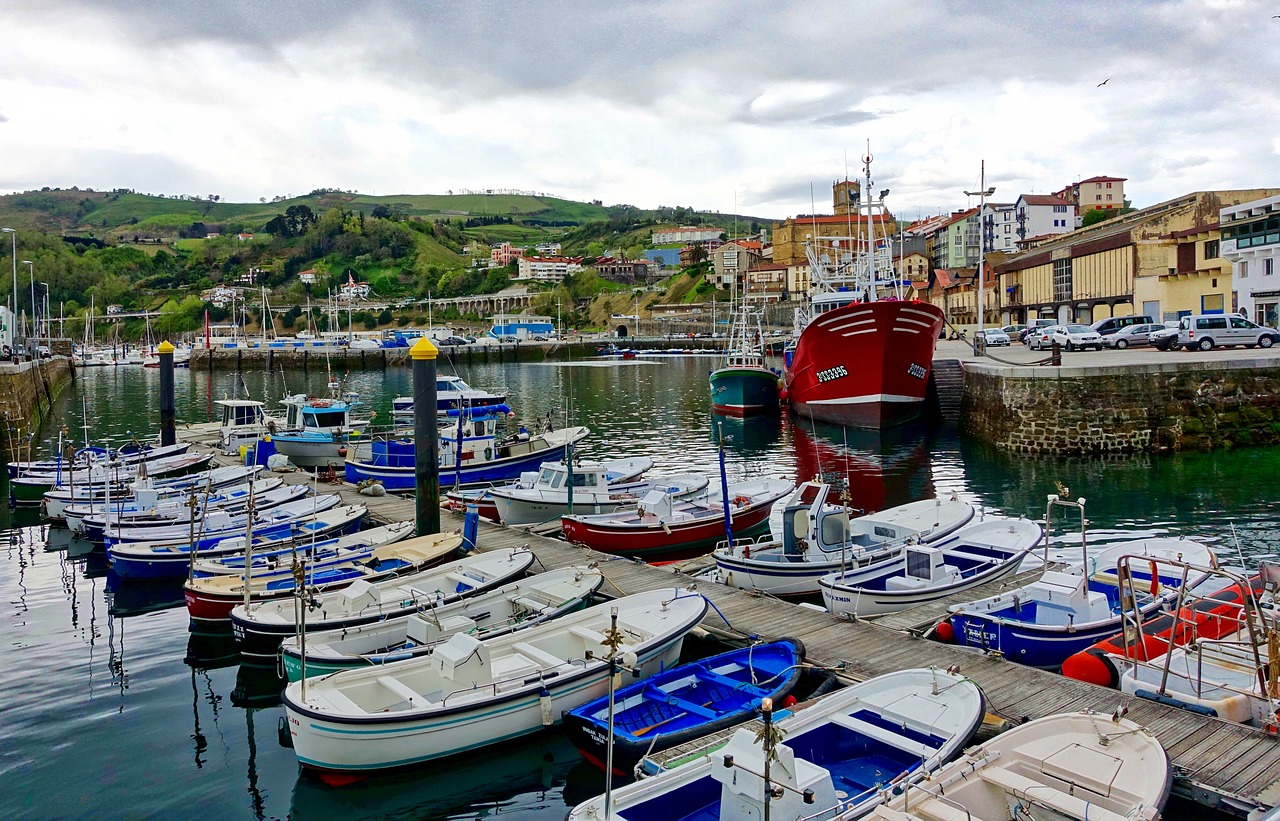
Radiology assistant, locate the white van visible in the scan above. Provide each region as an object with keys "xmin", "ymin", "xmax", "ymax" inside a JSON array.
[{"xmin": 1177, "ymin": 314, "xmax": 1280, "ymax": 350}]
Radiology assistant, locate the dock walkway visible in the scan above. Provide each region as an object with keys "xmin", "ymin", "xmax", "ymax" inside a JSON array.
[{"xmin": 205, "ymin": 447, "xmax": 1280, "ymax": 815}]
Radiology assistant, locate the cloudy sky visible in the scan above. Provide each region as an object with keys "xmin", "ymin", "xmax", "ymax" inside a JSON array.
[{"xmin": 2, "ymin": 0, "xmax": 1278, "ymax": 220}]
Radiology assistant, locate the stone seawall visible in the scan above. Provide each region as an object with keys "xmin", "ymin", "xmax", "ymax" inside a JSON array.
[
  {"xmin": 0, "ymin": 358, "xmax": 73, "ymax": 456},
  {"xmin": 963, "ymin": 358, "xmax": 1280, "ymax": 454}
]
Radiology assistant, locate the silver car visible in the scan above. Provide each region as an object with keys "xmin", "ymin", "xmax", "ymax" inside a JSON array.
[
  {"xmin": 1050, "ymin": 324, "xmax": 1104, "ymax": 351},
  {"xmin": 1178, "ymin": 314, "xmax": 1280, "ymax": 350},
  {"xmin": 1102, "ymin": 323, "xmax": 1162, "ymax": 349},
  {"xmin": 1026, "ymin": 324, "xmax": 1061, "ymax": 350}
]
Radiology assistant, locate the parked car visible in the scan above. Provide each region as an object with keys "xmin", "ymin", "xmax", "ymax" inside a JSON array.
[
  {"xmin": 1178, "ymin": 314, "xmax": 1280, "ymax": 350},
  {"xmin": 1149, "ymin": 321, "xmax": 1181, "ymax": 351},
  {"xmin": 1001, "ymin": 324, "xmax": 1027, "ymax": 339},
  {"xmin": 1101, "ymin": 322, "xmax": 1163, "ymax": 349},
  {"xmin": 1026, "ymin": 325, "xmax": 1061, "ymax": 350},
  {"xmin": 1092, "ymin": 314, "xmax": 1156, "ymax": 338},
  {"xmin": 976, "ymin": 328, "xmax": 1010, "ymax": 347},
  {"xmin": 1051, "ymin": 324, "xmax": 1104, "ymax": 351},
  {"xmin": 1019, "ymin": 318, "xmax": 1059, "ymax": 344},
  {"xmin": 437, "ymin": 336, "xmax": 471, "ymax": 346}
]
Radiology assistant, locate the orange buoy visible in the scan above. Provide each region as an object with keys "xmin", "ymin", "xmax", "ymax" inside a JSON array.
[{"xmin": 934, "ymin": 621, "xmax": 955, "ymax": 642}]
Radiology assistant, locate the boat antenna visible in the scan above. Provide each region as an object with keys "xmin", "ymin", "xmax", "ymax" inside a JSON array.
[{"xmin": 863, "ymin": 142, "xmax": 877, "ymax": 303}]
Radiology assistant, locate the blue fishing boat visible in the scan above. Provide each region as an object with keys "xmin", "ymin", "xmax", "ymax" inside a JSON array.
[
  {"xmin": 269, "ymin": 393, "xmax": 372, "ymax": 470},
  {"xmin": 707, "ymin": 301, "xmax": 780, "ymax": 416},
  {"xmin": 344, "ymin": 408, "xmax": 589, "ymax": 491},
  {"xmin": 563, "ymin": 638, "xmax": 806, "ymax": 776},
  {"xmin": 944, "ymin": 531, "xmax": 1216, "ymax": 670},
  {"xmin": 391, "ymin": 375, "xmax": 509, "ymax": 421},
  {"xmin": 567, "ymin": 667, "xmax": 986, "ymax": 821}
]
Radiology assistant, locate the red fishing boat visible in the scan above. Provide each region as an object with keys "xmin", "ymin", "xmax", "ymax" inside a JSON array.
[
  {"xmin": 784, "ymin": 151, "xmax": 944, "ymax": 428},
  {"xmin": 561, "ymin": 477, "xmax": 793, "ymax": 560}
]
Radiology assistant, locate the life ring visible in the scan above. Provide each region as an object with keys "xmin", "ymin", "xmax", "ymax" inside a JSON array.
[{"xmin": 732, "ymin": 495, "xmax": 751, "ymax": 507}]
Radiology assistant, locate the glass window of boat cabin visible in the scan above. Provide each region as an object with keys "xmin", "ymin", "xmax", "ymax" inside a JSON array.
[{"xmin": 305, "ymin": 410, "xmax": 347, "ymax": 428}]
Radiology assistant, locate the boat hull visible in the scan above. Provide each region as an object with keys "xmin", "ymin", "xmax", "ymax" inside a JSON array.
[
  {"xmin": 708, "ymin": 366, "xmax": 780, "ymax": 416},
  {"xmin": 344, "ymin": 433, "xmax": 586, "ymax": 491},
  {"xmin": 562, "ymin": 498, "xmax": 776, "ymax": 559},
  {"xmin": 786, "ymin": 300, "xmax": 943, "ymax": 428}
]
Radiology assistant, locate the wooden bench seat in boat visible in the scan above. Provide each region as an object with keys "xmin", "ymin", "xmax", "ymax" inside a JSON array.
[
  {"xmin": 377, "ymin": 674, "xmax": 424, "ymax": 709},
  {"xmin": 977, "ymin": 764, "xmax": 1129, "ymax": 821},
  {"xmin": 827, "ymin": 712, "xmax": 936, "ymax": 760}
]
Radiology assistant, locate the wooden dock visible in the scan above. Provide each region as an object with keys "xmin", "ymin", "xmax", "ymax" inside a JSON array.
[{"xmin": 197, "ymin": 444, "xmax": 1280, "ymax": 816}]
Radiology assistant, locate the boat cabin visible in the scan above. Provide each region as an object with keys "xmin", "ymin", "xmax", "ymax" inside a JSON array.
[
  {"xmin": 533, "ymin": 462, "xmax": 605, "ymax": 491},
  {"xmin": 280, "ymin": 395, "xmax": 362, "ymax": 431}
]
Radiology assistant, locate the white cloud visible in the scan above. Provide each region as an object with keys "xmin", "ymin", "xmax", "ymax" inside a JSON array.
[{"xmin": 2, "ymin": 1, "xmax": 1279, "ymax": 220}]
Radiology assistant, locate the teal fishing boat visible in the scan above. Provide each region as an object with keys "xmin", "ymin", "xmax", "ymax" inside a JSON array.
[{"xmin": 708, "ymin": 300, "xmax": 780, "ymax": 416}]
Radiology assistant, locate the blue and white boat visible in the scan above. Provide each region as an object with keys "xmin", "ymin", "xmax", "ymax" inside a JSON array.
[
  {"xmin": 103, "ymin": 493, "xmax": 342, "ymax": 546},
  {"xmin": 391, "ymin": 375, "xmax": 509, "ymax": 421},
  {"xmin": 566, "ymin": 667, "xmax": 985, "ymax": 821},
  {"xmin": 819, "ymin": 518, "xmax": 1044, "ymax": 618},
  {"xmin": 563, "ymin": 638, "xmax": 807, "ymax": 776},
  {"xmin": 270, "ymin": 394, "xmax": 373, "ymax": 470},
  {"xmin": 945, "ymin": 536, "xmax": 1216, "ymax": 670},
  {"xmin": 106, "ymin": 501, "xmax": 367, "ymax": 579},
  {"xmin": 66, "ymin": 478, "xmax": 298, "ymax": 540},
  {"xmin": 344, "ymin": 411, "xmax": 590, "ymax": 491},
  {"xmin": 713, "ymin": 482, "xmax": 976, "ymax": 598},
  {"xmin": 43, "ymin": 464, "xmax": 262, "ymax": 521},
  {"xmin": 708, "ymin": 301, "xmax": 780, "ymax": 416}
]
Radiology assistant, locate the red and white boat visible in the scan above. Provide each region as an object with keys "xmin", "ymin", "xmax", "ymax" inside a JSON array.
[
  {"xmin": 561, "ymin": 477, "xmax": 793, "ymax": 560},
  {"xmin": 785, "ymin": 151, "xmax": 944, "ymax": 427}
]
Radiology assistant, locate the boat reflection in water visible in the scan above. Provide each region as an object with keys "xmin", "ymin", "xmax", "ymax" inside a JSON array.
[
  {"xmin": 232, "ymin": 661, "xmax": 285, "ymax": 709},
  {"xmin": 106, "ymin": 572, "xmax": 186, "ymax": 618},
  {"xmin": 184, "ymin": 630, "xmax": 241, "ymax": 670},
  {"xmin": 709, "ymin": 412, "xmax": 781, "ymax": 453},
  {"xmin": 790, "ymin": 419, "xmax": 937, "ymax": 513},
  {"xmin": 289, "ymin": 730, "xmax": 582, "ymax": 816}
]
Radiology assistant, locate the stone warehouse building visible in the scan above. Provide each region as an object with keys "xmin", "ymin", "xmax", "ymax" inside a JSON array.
[{"xmin": 991, "ymin": 188, "xmax": 1280, "ymax": 327}]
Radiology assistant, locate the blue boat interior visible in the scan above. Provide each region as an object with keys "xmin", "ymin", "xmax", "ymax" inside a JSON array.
[{"xmin": 615, "ymin": 709, "xmax": 942, "ymax": 821}]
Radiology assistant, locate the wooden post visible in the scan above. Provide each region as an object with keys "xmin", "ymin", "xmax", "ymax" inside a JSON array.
[{"xmin": 412, "ymin": 337, "xmax": 440, "ymax": 535}]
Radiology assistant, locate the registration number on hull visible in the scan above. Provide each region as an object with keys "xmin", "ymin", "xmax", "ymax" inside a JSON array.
[
  {"xmin": 816, "ymin": 365, "xmax": 848, "ymax": 383},
  {"xmin": 907, "ymin": 363, "xmax": 927, "ymax": 379}
]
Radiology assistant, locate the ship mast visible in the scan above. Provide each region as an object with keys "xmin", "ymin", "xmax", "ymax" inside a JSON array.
[{"xmin": 863, "ymin": 146, "xmax": 876, "ymax": 303}]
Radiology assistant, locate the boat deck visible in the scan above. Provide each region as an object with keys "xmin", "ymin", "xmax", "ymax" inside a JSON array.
[{"xmin": 181, "ymin": 441, "xmax": 1280, "ymax": 815}]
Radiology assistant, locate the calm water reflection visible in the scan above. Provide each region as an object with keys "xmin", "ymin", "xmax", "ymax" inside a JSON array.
[{"xmin": 1, "ymin": 357, "xmax": 1276, "ymax": 819}]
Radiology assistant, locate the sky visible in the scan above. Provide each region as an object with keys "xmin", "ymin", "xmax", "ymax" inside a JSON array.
[{"xmin": 1, "ymin": 0, "xmax": 1278, "ymax": 221}]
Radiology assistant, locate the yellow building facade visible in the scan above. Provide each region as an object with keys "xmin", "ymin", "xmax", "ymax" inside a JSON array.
[{"xmin": 994, "ymin": 189, "xmax": 1280, "ymax": 325}]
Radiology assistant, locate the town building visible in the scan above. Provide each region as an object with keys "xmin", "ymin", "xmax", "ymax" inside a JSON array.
[
  {"xmin": 1013, "ymin": 194, "xmax": 1076, "ymax": 244},
  {"xmin": 652, "ymin": 226, "xmax": 723, "ymax": 244},
  {"xmin": 992, "ymin": 188, "xmax": 1280, "ymax": 327},
  {"xmin": 490, "ymin": 242, "xmax": 525, "ymax": 267},
  {"xmin": 594, "ymin": 256, "xmax": 660, "ymax": 284},
  {"xmin": 1052, "ymin": 175, "xmax": 1127, "ymax": 221},
  {"xmin": 533, "ymin": 241, "xmax": 562, "ymax": 256},
  {"xmin": 981, "ymin": 203, "xmax": 1019, "ymax": 253},
  {"xmin": 1220, "ymin": 193, "xmax": 1280, "ymax": 328},
  {"xmin": 743, "ymin": 262, "xmax": 787, "ymax": 302},
  {"xmin": 711, "ymin": 240, "xmax": 764, "ymax": 291},
  {"xmin": 772, "ymin": 178, "xmax": 897, "ymax": 267},
  {"xmin": 515, "ymin": 255, "xmax": 583, "ymax": 283}
]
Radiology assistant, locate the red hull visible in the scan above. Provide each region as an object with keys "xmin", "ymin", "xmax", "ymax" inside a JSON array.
[
  {"xmin": 561, "ymin": 499, "xmax": 775, "ymax": 558},
  {"xmin": 786, "ymin": 301, "xmax": 943, "ymax": 427}
]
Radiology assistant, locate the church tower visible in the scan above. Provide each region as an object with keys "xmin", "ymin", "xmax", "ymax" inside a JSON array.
[{"xmin": 833, "ymin": 179, "xmax": 861, "ymax": 216}]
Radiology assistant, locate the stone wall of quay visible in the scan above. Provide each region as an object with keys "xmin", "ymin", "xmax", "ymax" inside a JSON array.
[
  {"xmin": 962, "ymin": 359, "xmax": 1280, "ymax": 454},
  {"xmin": 0, "ymin": 357, "xmax": 73, "ymax": 456}
]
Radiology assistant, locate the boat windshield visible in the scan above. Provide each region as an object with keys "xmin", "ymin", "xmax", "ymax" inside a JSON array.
[{"xmin": 304, "ymin": 410, "xmax": 347, "ymax": 428}]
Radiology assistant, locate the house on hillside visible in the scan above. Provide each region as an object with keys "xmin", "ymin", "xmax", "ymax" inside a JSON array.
[{"xmin": 594, "ymin": 257, "xmax": 659, "ymax": 284}]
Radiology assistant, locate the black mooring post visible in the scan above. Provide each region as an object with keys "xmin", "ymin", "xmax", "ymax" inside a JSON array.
[
  {"xmin": 159, "ymin": 340, "xmax": 176, "ymax": 446},
  {"xmin": 412, "ymin": 337, "xmax": 440, "ymax": 535}
]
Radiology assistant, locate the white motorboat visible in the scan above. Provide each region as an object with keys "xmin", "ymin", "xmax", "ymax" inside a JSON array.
[
  {"xmin": 491, "ymin": 460, "xmax": 706, "ymax": 526},
  {"xmin": 567, "ymin": 667, "xmax": 985, "ymax": 821},
  {"xmin": 820, "ymin": 518, "xmax": 1044, "ymax": 618},
  {"xmin": 231, "ymin": 547, "xmax": 537, "ymax": 658},
  {"xmin": 713, "ymin": 482, "xmax": 976, "ymax": 597},
  {"xmin": 278, "ymin": 565, "xmax": 605, "ymax": 680},
  {"xmin": 868, "ymin": 710, "xmax": 1170, "ymax": 821},
  {"xmin": 281, "ymin": 587, "xmax": 708, "ymax": 772}
]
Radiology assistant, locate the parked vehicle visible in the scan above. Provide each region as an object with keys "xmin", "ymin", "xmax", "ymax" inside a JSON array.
[
  {"xmin": 1150, "ymin": 320, "xmax": 1181, "ymax": 350},
  {"xmin": 1102, "ymin": 322, "xmax": 1164, "ymax": 349},
  {"xmin": 1001, "ymin": 323, "xmax": 1027, "ymax": 338},
  {"xmin": 1026, "ymin": 324, "xmax": 1061, "ymax": 350},
  {"xmin": 975, "ymin": 328, "xmax": 1009, "ymax": 347},
  {"xmin": 1178, "ymin": 313, "xmax": 1280, "ymax": 350},
  {"xmin": 1050, "ymin": 323, "xmax": 1104, "ymax": 351},
  {"xmin": 1019, "ymin": 318, "xmax": 1058, "ymax": 343},
  {"xmin": 1092, "ymin": 314, "xmax": 1156, "ymax": 337}
]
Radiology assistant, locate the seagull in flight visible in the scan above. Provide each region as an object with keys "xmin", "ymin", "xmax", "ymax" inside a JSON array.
[{"xmin": 1097, "ymin": 78, "xmax": 1110, "ymax": 87}]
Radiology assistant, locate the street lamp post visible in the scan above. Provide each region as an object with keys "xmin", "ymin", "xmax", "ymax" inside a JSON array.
[
  {"xmin": 39, "ymin": 283, "xmax": 49, "ymax": 349},
  {"xmin": 965, "ymin": 162, "xmax": 996, "ymax": 354},
  {"xmin": 23, "ymin": 261, "xmax": 34, "ymax": 353},
  {"xmin": 1, "ymin": 228, "xmax": 15, "ymax": 347}
]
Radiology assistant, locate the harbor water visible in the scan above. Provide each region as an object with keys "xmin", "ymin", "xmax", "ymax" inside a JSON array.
[{"xmin": 3, "ymin": 356, "xmax": 1278, "ymax": 819}]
